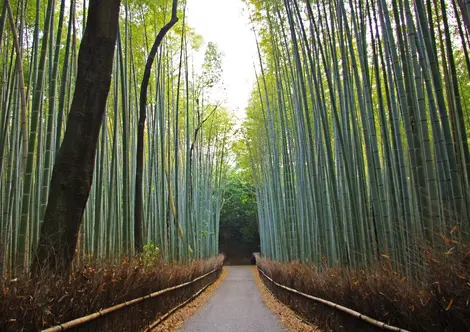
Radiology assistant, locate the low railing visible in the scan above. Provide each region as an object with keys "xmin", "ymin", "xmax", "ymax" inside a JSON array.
[
  {"xmin": 42, "ymin": 266, "xmax": 222, "ymax": 332},
  {"xmin": 258, "ymin": 267, "xmax": 410, "ymax": 332}
]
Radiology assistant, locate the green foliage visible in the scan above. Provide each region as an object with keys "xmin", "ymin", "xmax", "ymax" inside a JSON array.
[
  {"xmin": 142, "ymin": 242, "xmax": 160, "ymax": 265},
  {"xmin": 202, "ymin": 42, "xmax": 223, "ymax": 89},
  {"xmin": 219, "ymin": 170, "xmax": 259, "ymax": 246}
]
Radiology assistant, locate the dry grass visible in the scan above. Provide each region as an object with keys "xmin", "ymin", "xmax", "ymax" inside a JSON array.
[
  {"xmin": 0, "ymin": 255, "xmax": 224, "ymax": 331},
  {"xmin": 257, "ymin": 242, "xmax": 470, "ymax": 332},
  {"xmin": 251, "ymin": 266, "xmax": 323, "ymax": 332},
  {"xmin": 150, "ymin": 267, "xmax": 228, "ymax": 331}
]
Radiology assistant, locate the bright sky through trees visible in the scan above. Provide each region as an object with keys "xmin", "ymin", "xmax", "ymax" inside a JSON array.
[{"xmin": 187, "ymin": 0, "xmax": 257, "ymax": 119}]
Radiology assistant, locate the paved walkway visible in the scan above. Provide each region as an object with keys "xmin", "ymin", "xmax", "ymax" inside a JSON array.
[{"xmin": 181, "ymin": 266, "xmax": 284, "ymax": 332}]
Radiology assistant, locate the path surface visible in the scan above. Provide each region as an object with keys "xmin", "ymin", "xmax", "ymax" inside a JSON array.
[{"xmin": 181, "ymin": 266, "xmax": 284, "ymax": 332}]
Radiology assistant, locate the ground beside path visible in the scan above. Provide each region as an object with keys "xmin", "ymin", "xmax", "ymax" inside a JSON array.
[{"xmin": 181, "ymin": 266, "xmax": 285, "ymax": 332}]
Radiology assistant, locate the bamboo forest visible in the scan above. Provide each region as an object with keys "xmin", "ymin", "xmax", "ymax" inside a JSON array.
[{"xmin": 0, "ymin": 0, "xmax": 469, "ymax": 330}]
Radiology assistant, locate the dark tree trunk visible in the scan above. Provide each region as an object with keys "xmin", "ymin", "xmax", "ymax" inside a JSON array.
[
  {"xmin": 134, "ymin": 0, "xmax": 178, "ymax": 253},
  {"xmin": 32, "ymin": 0, "xmax": 121, "ymax": 275}
]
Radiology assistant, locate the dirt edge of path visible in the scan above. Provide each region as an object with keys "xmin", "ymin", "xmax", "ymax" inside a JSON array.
[
  {"xmin": 251, "ymin": 266, "xmax": 323, "ymax": 332},
  {"xmin": 149, "ymin": 268, "xmax": 228, "ymax": 331}
]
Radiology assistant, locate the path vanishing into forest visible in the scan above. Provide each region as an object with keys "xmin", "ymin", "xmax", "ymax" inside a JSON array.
[{"xmin": 181, "ymin": 266, "xmax": 284, "ymax": 332}]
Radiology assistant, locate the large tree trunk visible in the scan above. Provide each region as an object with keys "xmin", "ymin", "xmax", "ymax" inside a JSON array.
[{"xmin": 32, "ymin": 0, "xmax": 121, "ymax": 275}]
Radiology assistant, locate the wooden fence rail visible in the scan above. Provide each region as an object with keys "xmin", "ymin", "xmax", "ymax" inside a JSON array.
[
  {"xmin": 258, "ymin": 267, "xmax": 410, "ymax": 332},
  {"xmin": 42, "ymin": 266, "xmax": 222, "ymax": 332}
]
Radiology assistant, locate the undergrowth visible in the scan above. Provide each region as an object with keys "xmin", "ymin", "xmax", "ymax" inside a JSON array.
[
  {"xmin": 257, "ymin": 241, "xmax": 470, "ymax": 332},
  {"xmin": 0, "ymin": 254, "xmax": 224, "ymax": 331}
]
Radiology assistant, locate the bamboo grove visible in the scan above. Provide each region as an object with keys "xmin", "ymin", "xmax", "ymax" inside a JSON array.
[
  {"xmin": 0, "ymin": 0, "xmax": 233, "ymax": 275},
  {"xmin": 244, "ymin": 0, "xmax": 470, "ymax": 277}
]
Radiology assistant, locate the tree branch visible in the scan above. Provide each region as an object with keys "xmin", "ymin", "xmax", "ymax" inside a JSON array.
[{"xmin": 135, "ymin": 0, "xmax": 179, "ymax": 253}]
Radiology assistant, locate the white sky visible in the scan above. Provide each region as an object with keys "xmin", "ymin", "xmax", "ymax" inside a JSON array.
[{"xmin": 187, "ymin": 0, "xmax": 257, "ymax": 120}]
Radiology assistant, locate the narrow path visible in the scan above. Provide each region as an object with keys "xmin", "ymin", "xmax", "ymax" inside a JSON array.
[{"xmin": 181, "ymin": 266, "xmax": 285, "ymax": 332}]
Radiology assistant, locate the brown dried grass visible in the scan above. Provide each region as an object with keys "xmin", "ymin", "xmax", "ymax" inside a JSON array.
[
  {"xmin": 0, "ymin": 255, "xmax": 224, "ymax": 331},
  {"xmin": 257, "ymin": 242, "xmax": 470, "ymax": 332}
]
